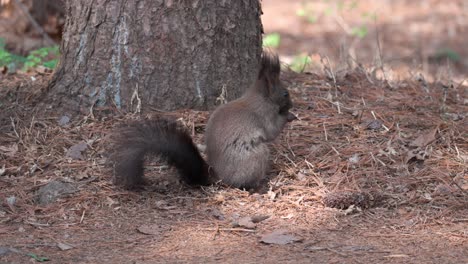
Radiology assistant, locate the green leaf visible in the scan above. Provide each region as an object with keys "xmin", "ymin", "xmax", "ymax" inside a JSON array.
[
  {"xmin": 362, "ymin": 12, "xmax": 378, "ymax": 21},
  {"xmin": 434, "ymin": 48, "xmax": 461, "ymax": 62},
  {"xmin": 337, "ymin": 1, "xmax": 345, "ymax": 11},
  {"xmin": 27, "ymin": 253, "xmax": 50, "ymax": 262},
  {"xmin": 50, "ymin": 45, "xmax": 59, "ymax": 55},
  {"xmin": 0, "ymin": 42, "xmax": 59, "ymax": 71},
  {"xmin": 306, "ymin": 15, "xmax": 318, "ymax": 24},
  {"xmin": 30, "ymin": 47, "xmax": 49, "ymax": 58},
  {"xmin": 263, "ymin": 33, "xmax": 281, "ymax": 48},
  {"xmin": 11, "ymin": 54, "xmax": 27, "ymax": 63},
  {"xmin": 0, "ymin": 50, "xmax": 13, "ymax": 66},
  {"xmin": 43, "ymin": 59, "xmax": 58, "ymax": 69},
  {"xmin": 349, "ymin": 0, "xmax": 358, "ymax": 10},
  {"xmin": 290, "ymin": 54, "xmax": 312, "ymax": 73},
  {"xmin": 296, "ymin": 8, "xmax": 306, "ymax": 17},
  {"xmin": 351, "ymin": 25, "xmax": 368, "ymax": 38}
]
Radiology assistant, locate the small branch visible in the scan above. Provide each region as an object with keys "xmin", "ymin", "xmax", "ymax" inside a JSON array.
[
  {"xmin": 200, "ymin": 228, "xmax": 256, "ymax": 233},
  {"xmin": 323, "ymin": 122, "xmax": 328, "ymax": 141},
  {"xmin": 80, "ymin": 210, "xmax": 86, "ymax": 224},
  {"xmin": 130, "ymin": 83, "xmax": 142, "ymax": 113},
  {"xmin": 12, "ymin": 0, "xmax": 56, "ymax": 46},
  {"xmin": 374, "ymin": 19, "xmax": 391, "ymax": 87},
  {"xmin": 215, "ymin": 84, "xmax": 228, "ymax": 105}
]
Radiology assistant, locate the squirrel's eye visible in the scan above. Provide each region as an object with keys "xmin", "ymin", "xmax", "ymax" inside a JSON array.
[{"xmin": 283, "ymin": 90, "xmax": 289, "ymax": 97}]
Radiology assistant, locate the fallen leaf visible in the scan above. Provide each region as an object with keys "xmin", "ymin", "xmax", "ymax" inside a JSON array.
[
  {"xmin": 281, "ymin": 213, "xmax": 294, "ymax": 219},
  {"xmin": 260, "ymin": 229, "xmax": 302, "ymax": 245},
  {"xmin": 405, "ymin": 148, "xmax": 431, "ymax": 163},
  {"xmin": 306, "ymin": 246, "xmax": 328, "ymax": 251},
  {"xmin": 0, "ymin": 247, "xmax": 11, "ymax": 256},
  {"xmin": 213, "ymin": 194, "xmax": 225, "ymax": 203},
  {"xmin": 432, "ymin": 184, "xmax": 454, "ymax": 196},
  {"xmin": 57, "ymin": 242, "xmax": 74, "ymax": 251},
  {"xmin": 297, "ymin": 172, "xmax": 307, "ymax": 181},
  {"xmin": 384, "ymin": 254, "xmax": 410, "ymax": 258},
  {"xmin": 0, "ymin": 144, "xmax": 18, "ymax": 157},
  {"xmin": 343, "ymin": 204, "xmax": 362, "ymax": 215},
  {"xmin": 35, "ymin": 66, "xmax": 52, "ymax": 74},
  {"xmin": 207, "ymin": 208, "xmax": 224, "ymax": 220},
  {"xmin": 267, "ymin": 190, "xmax": 276, "ymax": 201},
  {"xmin": 27, "ymin": 253, "xmax": 49, "ymax": 262},
  {"xmin": 105, "ymin": 197, "xmax": 119, "ymax": 207},
  {"xmin": 65, "ymin": 142, "xmax": 88, "ymax": 160},
  {"xmin": 74, "ymin": 171, "xmax": 91, "ymax": 180},
  {"xmin": 410, "ymin": 127, "xmax": 437, "ymax": 147}
]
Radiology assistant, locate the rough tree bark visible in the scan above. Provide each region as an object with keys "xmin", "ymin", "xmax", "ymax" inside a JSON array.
[{"xmin": 48, "ymin": 0, "xmax": 263, "ymax": 113}]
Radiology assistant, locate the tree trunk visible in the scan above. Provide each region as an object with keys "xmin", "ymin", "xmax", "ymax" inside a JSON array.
[{"xmin": 48, "ymin": 0, "xmax": 263, "ymax": 113}]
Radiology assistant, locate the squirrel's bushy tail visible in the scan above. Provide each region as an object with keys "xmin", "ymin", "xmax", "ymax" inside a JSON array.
[{"xmin": 110, "ymin": 118, "xmax": 209, "ymax": 189}]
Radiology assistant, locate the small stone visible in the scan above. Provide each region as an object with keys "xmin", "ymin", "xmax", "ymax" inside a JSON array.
[
  {"xmin": 6, "ymin": 196, "xmax": 16, "ymax": 206},
  {"xmin": 57, "ymin": 242, "xmax": 74, "ymax": 251},
  {"xmin": 0, "ymin": 247, "xmax": 11, "ymax": 256},
  {"xmin": 251, "ymin": 215, "xmax": 270, "ymax": 223},
  {"xmin": 58, "ymin": 116, "xmax": 70, "ymax": 127},
  {"xmin": 65, "ymin": 142, "xmax": 88, "ymax": 160},
  {"xmin": 36, "ymin": 180, "xmax": 78, "ymax": 205},
  {"xmin": 348, "ymin": 154, "xmax": 360, "ymax": 164},
  {"xmin": 260, "ymin": 229, "xmax": 302, "ymax": 245},
  {"xmin": 237, "ymin": 216, "xmax": 256, "ymax": 229},
  {"xmin": 366, "ymin": 119, "xmax": 383, "ymax": 130}
]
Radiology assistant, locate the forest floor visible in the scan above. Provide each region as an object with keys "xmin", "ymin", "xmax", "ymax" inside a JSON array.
[
  {"xmin": 0, "ymin": 69, "xmax": 466, "ymax": 264},
  {"xmin": 1, "ymin": 0, "xmax": 468, "ymax": 263}
]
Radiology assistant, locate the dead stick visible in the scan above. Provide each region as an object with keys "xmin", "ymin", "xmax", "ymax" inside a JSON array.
[
  {"xmin": 12, "ymin": 0, "xmax": 56, "ymax": 45},
  {"xmin": 200, "ymin": 228, "xmax": 256, "ymax": 233}
]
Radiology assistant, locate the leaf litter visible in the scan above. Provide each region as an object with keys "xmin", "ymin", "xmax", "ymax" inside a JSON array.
[{"xmin": 0, "ymin": 66, "xmax": 466, "ymax": 263}]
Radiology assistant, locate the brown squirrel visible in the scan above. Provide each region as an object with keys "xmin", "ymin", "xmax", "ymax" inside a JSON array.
[{"xmin": 110, "ymin": 51, "xmax": 295, "ymax": 189}]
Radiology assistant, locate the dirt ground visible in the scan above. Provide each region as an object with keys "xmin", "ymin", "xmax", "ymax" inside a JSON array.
[
  {"xmin": 1, "ymin": 1, "xmax": 467, "ymax": 263},
  {"xmin": 262, "ymin": 0, "xmax": 468, "ymax": 82}
]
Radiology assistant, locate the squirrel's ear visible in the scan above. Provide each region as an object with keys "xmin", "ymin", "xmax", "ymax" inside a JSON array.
[
  {"xmin": 257, "ymin": 51, "xmax": 280, "ymax": 95},
  {"xmin": 258, "ymin": 51, "xmax": 280, "ymax": 81}
]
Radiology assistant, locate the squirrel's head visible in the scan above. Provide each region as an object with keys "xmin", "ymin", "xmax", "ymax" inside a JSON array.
[{"xmin": 255, "ymin": 51, "xmax": 293, "ymax": 116}]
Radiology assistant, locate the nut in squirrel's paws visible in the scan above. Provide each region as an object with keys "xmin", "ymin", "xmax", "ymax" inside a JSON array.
[{"xmin": 287, "ymin": 112, "xmax": 297, "ymax": 122}]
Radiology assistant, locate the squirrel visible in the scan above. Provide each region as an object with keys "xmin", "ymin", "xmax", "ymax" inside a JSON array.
[{"xmin": 110, "ymin": 51, "xmax": 296, "ymax": 190}]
